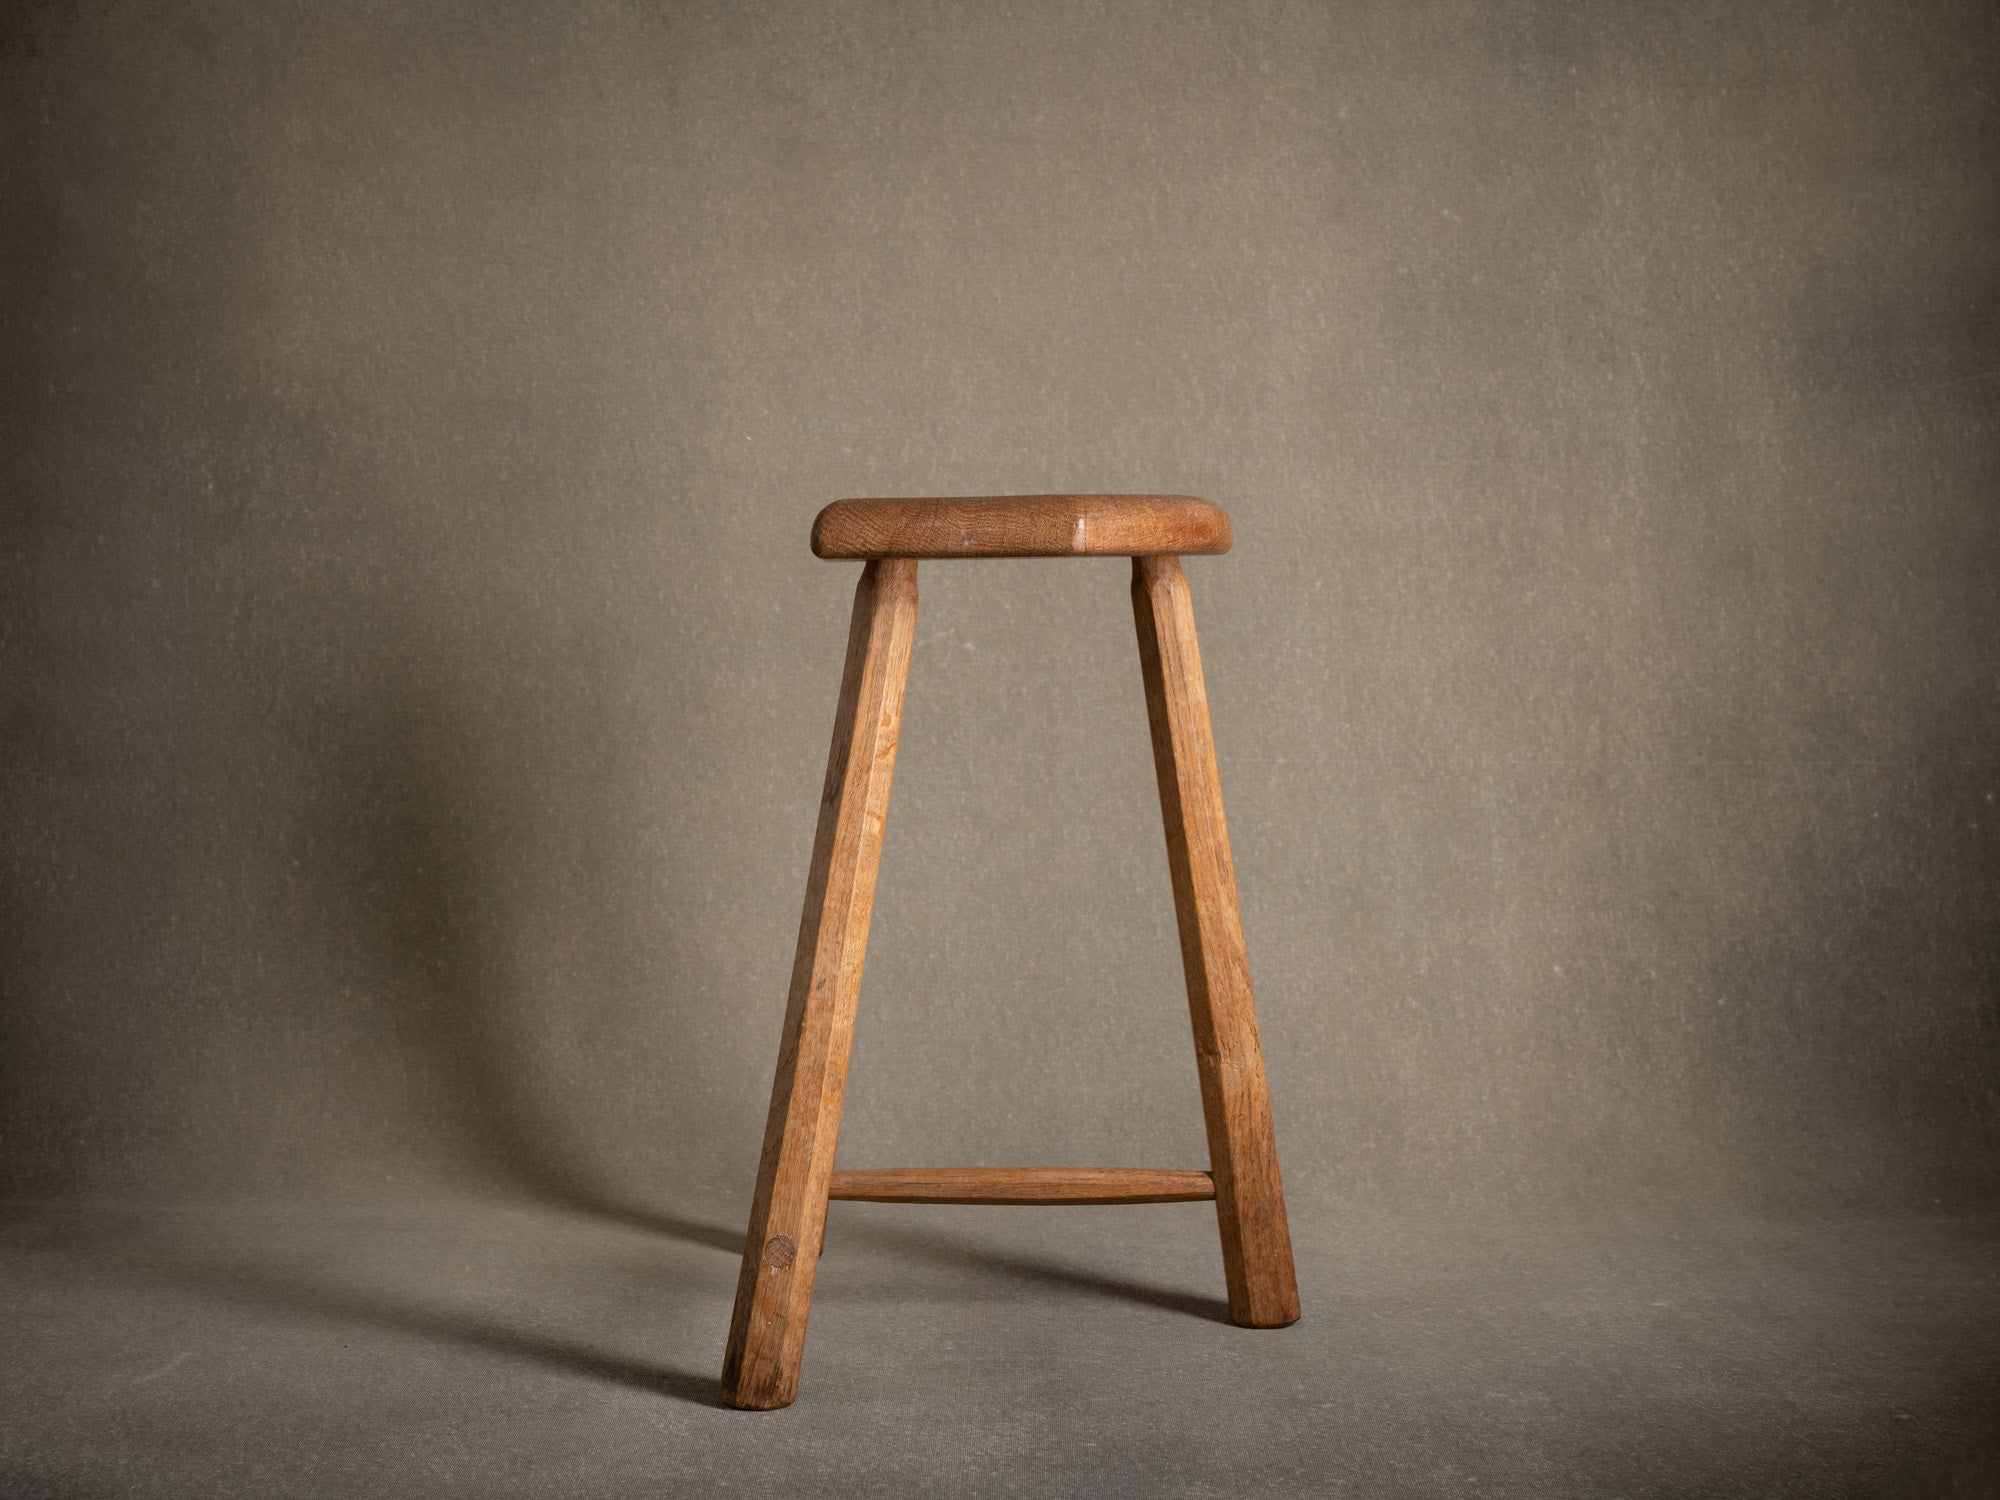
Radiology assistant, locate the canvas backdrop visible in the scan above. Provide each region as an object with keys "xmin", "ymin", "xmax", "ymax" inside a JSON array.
[{"xmin": 4, "ymin": 0, "xmax": 1996, "ymax": 1225}]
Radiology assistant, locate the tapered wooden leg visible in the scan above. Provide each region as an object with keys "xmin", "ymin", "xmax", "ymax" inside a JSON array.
[
  {"xmin": 1132, "ymin": 555, "xmax": 1302, "ymax": 1328},
  {"xmin": 721, "ymin": 558, "xmax": 919, "ymax": 1410}
]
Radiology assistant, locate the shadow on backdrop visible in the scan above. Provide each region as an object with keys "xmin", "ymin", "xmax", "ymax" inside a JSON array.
[
  {"xmin": 828, "ymin": 1213, "xmax": 1235, "ymax": 1327},
  {"xmin": 298, "ymin": 605, "xmax": 745, "ymax": 1256},
  {"xmin": 160, "ymin": 1249, "xmax": 735, "ymax": 1411}
]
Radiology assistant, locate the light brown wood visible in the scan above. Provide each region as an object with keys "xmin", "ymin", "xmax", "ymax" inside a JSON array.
[
  {"xmin": 1132, "ymin": 554, "xmax": 1302, "ymax": 1329},
  {"xmin": 720, "ymin": 557, "xmax": 918, "ymax": 1411},
  {"xmin": 720, "ymin": 537, "xmax": 1302, "ymax": 1409},
  {"xmin": 828, "ymin": 1167, "xmax": 1217, "ymax": 1205},
  {"xmin": 811, "ymin": 495, "xmax": 1232, "ymax": 559}
]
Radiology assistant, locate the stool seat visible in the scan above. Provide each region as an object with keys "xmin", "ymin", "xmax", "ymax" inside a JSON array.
[{"xmin": 812, "ymin": 493, "xmax": 1232, "ymax": 559}]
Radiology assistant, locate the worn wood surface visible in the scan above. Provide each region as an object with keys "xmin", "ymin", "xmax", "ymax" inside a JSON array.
[
  {"xmin": 828, "ymin": 1167, "xmax": 1217, "ymax": 1205},
  {"xmin": 719, "ymin": 558, "xmax": 919, "ymax": 1411},
  {"xmin": 811, "ymin": 495, "xmax": 1232, "ymax": 559},
  {"xmin": 1131, "ymin": 554, "xmax": 1302, "ymax": 1329}
]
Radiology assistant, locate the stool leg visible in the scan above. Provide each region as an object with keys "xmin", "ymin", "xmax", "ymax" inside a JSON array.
[
  {"xmin": 1132, "ymin": 554, "xmax": 1302, "ymax": 1328},
  {"xmin": 721, "ymin": 557, "xmax": 919, "ymax": 1410}
]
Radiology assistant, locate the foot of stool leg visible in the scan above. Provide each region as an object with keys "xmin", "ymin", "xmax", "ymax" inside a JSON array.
[
  {"xmin": 1132, "ymin": 555, "xmax": 1303, "ymax": 1329},
  {"xmin": 721, "ymin": 558, "xmax": 919, "ymax": 1410}
]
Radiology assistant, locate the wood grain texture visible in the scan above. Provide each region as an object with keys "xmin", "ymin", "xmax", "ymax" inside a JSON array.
[
  {"xmin": 811, "ymin": 495, "xmax": 1232, "ymax": 559},
  {"xmin": 828, "ymin": 1167, "xmax": 1217, "ymax": 1205},
  {"xmin": 720, "ymin": 558, "xmax": 919, "ymax": 1411},
  {"xmin": 1132, "ymin": 554, "xmax": 1303, "ymax": 1329}
]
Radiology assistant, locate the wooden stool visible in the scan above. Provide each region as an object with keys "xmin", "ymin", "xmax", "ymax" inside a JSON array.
[{"xmin": 720, "ymin": 495, "xmax": 1302, "ymax": 1410}]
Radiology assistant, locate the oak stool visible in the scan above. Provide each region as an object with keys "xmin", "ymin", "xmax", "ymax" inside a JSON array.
[{"xmin": 720, "ymin": 495, "xmax": 1301, "ymax": 1410}]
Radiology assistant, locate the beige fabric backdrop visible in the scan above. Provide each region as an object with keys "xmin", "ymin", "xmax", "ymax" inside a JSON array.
[{"xmin": 5, "ymin": 0, "xmax": 1996, "ymax": 1220}]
